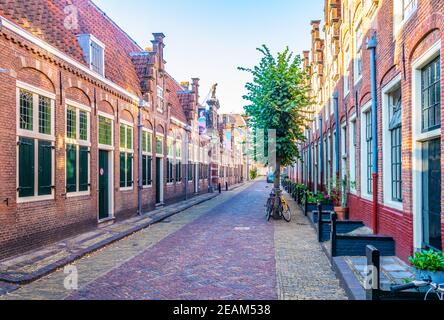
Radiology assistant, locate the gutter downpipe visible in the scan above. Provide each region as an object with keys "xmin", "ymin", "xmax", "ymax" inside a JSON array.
[
  {"xmin": 307, "ymin": 128, "xmax": 312, "ymax": 191},
  {"xmin": 184, "ymin": 125, "xmax": 192, "ymax": 201},
  {"xmin": 367, "ymin": 32, "xmax": 378, "ymax": 235},
  {"xmin": 137, "ymin": 99, "xmax": 148, "ymax": 216},
  {"xmin": 319, "ymin": 115, "xmax": 324, "ymax": 192},
  {"xmin": 334, "ymin": 92, "xmax": 340, "ymax": 185}
]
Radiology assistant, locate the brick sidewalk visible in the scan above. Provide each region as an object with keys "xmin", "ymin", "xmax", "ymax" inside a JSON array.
[{"xmin": 0, "ymin": 190, "xmax": 228, "ymax": 286}]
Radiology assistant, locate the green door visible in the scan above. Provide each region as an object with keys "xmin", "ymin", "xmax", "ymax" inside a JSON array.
[
  {"xmin": 156, "ymin": 157, "xmax": 161, "ymax": 204},
  {"xmin": 99, "ymin": 150, "xmax": 110, "ymax": 220}
]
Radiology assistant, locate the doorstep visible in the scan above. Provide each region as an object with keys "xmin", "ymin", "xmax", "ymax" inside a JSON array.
[{"xmin": 0, "ymin": 191, "xmax": 220, "ymax": 287}]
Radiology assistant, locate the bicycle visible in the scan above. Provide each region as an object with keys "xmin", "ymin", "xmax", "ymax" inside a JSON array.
[
  {"xmin": 391, "ymin": 276, "xmax": 444, "ymax": 300},
  {"xmin": 264, "ymin": 191, "xmax": 291, "ymax": 222}
]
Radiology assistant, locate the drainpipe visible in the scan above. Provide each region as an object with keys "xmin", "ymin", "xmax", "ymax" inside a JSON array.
[
  {"xmin": 334, "ymin": 92, "xmax": 340, "ymax": 184},
  {"xmin": 307, "ymin": 128, "xmax": 312, "ymax": 190},
  {"xmin": 184, "ymin": 125, "xmax": 192, "ymax": 200},
  {"xmin": 319, "ymin": 114, "xmax": 324, "ymax": 192},
  {"xmin": 367, "ymin": 32, "xmax": 378, "ymax": 235},
  {"xmin": 137, "ymin": 99, "xmax": 148, "ymax": 216}
]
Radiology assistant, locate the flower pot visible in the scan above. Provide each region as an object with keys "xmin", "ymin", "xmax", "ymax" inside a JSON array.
[
  {"xmin": 414, "ymin": 269, "xmax": 444, "ymax": 284},
  {"xmin": 334, "ymin": 206, "xmax": 349, "ymax": 221}
]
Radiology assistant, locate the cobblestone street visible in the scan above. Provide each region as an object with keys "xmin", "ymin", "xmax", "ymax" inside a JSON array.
[{"xmin": 1, "ymin": 180, "xmax": 347, "ymax": 300}]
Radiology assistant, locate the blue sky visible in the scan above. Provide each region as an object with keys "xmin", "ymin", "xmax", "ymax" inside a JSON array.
[{"xmin": 93, "ymin": 0, "xmax": 324, "ymax": 113}]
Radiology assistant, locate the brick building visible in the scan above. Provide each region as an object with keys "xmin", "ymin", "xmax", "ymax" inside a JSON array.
[
  {"xmin": 0, "ymin": 0, "xmax": 245, "ymax": 260},
  {"xmin": 290, "ymin": 0, "xmax": 443, "ymax": 261}
]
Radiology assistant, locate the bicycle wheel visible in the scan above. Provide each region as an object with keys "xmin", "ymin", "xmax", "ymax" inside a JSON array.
[
  {"xmin": 265, "ymin": 198, "xmax": 273, "ymax": 221},
  {"xmin": 282, "ymin": 204, "xmax": 291, "ymax": 222}
]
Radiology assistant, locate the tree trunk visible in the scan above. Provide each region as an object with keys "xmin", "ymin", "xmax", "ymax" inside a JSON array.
[{"xmin": 274, "ymin": 158, "xmax": 281, "ymax": 190}]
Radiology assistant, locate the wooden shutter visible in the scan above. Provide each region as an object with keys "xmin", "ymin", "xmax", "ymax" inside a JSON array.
[
  {"xmin": 66, "ymin": 144, "xmax": 77, "ymax": 193},
  {"xmin": 38, "ymin": 140, "xmax": 53, "ymax": 195},
  {"xmin": 79, "ymin": 146, "xmax": 89, "ymax": 192},
  {"xmin": 18, "ymin": 137, "xmax": 35, "ymax": 197},
  {"xmin": 127, "ymin": 153, "xmax": 133, "ymax": 187},
  {"xmin": 120, "ymin": 152, "xmax": 126, "ymax": 188}
]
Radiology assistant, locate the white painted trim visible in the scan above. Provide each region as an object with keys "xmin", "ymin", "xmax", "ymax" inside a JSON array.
[
  {"xmin": 65, "ymin": 99, "xmax": 92, "ymax": 113},
  {"xmin": 16, "ymin": 80, "xmax": 56, "ymax": 99},
  {"xmin": 2, "ymin": 16, "xmax": 139, "ymax": 102},
  {"xmin": 360, "ymin": 101, "xmax": 373, "ymax": 200},
  {"xmin": 381, "ymin": 74, "xmax": 403, "ymax": 211},
  {"xmin": 119, "ymin": 119, "xmax": 134, "ymax": 127},
  {"xmin": 411, "ymin": 41, "xmax": 441, "ymax": 250},
  {"xmin": 98, "ymin": 111, "xmax": 115, "ymax": 121}
]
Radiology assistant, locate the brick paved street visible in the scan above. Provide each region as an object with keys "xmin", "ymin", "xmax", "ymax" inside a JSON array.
[{"xmin": 1, "ymin": 180, "xmax": 347, "ymax": 300}]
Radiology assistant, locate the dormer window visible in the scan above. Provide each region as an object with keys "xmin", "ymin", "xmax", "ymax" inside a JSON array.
[{"xmin": 77, "ymin": 34, "xmax": 105, "ymax": 76}]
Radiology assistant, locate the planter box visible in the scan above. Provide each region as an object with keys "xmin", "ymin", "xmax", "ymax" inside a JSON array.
[{"xmin": 414, "ymin": 269, "xmax": 444, "ymax": 284}]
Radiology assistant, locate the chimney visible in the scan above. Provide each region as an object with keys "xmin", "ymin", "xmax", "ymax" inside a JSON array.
[
  {"xmin": 151, "ymin": 33, "xmax": 165, "ymax": 71},
  {"xmin": 303, "ymin": 51, "xmax": 310, "ymax": 69},
  {"xmin": 191, "ymin": 78, "xmax": 200, "ymax": 104}
]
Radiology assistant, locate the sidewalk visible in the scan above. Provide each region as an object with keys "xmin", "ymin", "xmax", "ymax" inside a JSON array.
[{"xmin": 0, "ymin": 189, "xmax": 237, "ymax": 287}]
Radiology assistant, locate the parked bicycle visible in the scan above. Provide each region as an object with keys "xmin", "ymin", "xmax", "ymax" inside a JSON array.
[
  {"xmin": 265, "ymin": 191, "xmax": 291, "ymax": 222},
  {"xmin": 391, "ymin": 276, "xmax": 444, "ymax": 300}
]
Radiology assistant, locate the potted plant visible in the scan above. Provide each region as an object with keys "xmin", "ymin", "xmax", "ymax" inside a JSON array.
[
  {"xmin": 409, "ymin": 249, "xmax": 444, "ymax": 284},
  {"xmin": 328, "ymin": 177, "xmax": 349, "ymax": 221}
]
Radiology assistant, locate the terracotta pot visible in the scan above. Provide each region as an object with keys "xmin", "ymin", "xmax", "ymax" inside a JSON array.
[{"xmin": 334, "ymin": 206, "xmax": 349, "ymax": 221}]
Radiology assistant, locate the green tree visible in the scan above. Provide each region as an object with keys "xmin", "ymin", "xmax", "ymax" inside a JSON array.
[{"xmin": 239, "ymin": 45, "xmax": 312, "ymax": 190}]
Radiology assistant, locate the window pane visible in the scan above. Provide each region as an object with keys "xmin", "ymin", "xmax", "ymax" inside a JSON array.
[
  {"xmin": 99, "ymin": 116, "xmax": 112, "ymax": 145},
  {"xmin": 120, "ymin": 125, "xmax": 126, "ymax": 149},
  {"xmin": 127, "ymin": 153, "xmax": 133, "ymax": 187},
  {"xmin": 156, "ymin": 137, "xmax": 163, "ymax": 154},
  {"xmin": 91, "ymin": 41, "xmax": 104, "ymax": 75},
  {"xmin": 20, "ymin": 90, "xmax": 33, "ymax": 131},
  {"xmin": 79, "ymin": 111, "xmax": 88, "ymax": 141},
  {"xmin": 147, "ymin": 133, "xmax": 152, "ymax": 153},
  {"xmin": 79, "ymin": 146, "xmax": 89, "ymax": 192},
  {"xmin": 127, "ymin": 126, "xmax": 133, "ymax": 150},
  {"xmin": 421, "ymin": 57, "xmax": 441, "ymax": 132},
  {"xmin": 66, "ymin": 144, "xmax": 77, "ymax": 193},
  {"xmin": 120, "ymin": 152, "xmax": 126, "ymax": 188},
  {"xmin": 18, "ymin": 137, "xmax": 35, "ymax": 197},
  {"xmin": 38, "ymin": 140, "xmax": 52, "ymax": 195},
  {"xmin": 39, "ymin": 96, "xmax": 51, "ymax": 135},
  {"xmin": 142, "ymin": 131, "xmax": 147, "ymax": 153},
  {"xmin": 67, "ymin": 107, "xmax": 77, "ymax": 139}
]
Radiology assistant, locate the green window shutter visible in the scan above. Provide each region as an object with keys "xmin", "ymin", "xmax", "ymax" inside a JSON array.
[
  {"xmin": 120, "ymin": 152, "xmax": 126, "ymax": 188},
  {"xmin": 79, "ymin": 146, "xmax": 89, "ymax": 192},
  {"xmin": 18, "ymin": 137, "xmax": 35, "ymax": 197},
  {"xmin": 38, "ymin": 140, "xmax": 53, "ymax": 196},
  {"xmin": 142, "ymin": 155, "xmax": 147, "ymax": 186},
  {"xmin": 127, "ymin": 153, "xmax": 133, "ymax": 187},
  {"xmin": 148, "ymin": 156, "xmax": 152, "ymax": 185},
  {"xmin": 66, "ymin": 144, "xmax": 77, "ymax": 193}
]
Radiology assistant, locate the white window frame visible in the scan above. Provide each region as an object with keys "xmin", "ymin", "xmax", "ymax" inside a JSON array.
[
  {"xmin": 343, "ymin": 45, "xmax": 350, "ymax": 96},
  {"xmin": 97, "ymin": 112, "xmax": 115, "ymax": 151},
  {"xmin": 349, "ymin": 114, "xmax": 357, "ymax": 194},
  {"xmin": 142, "ymin": 129, "xmax": 153, "ymax": 188},
  {"xmin": 16, "ymin": 82, "xmax": 56, "ymax": 203},
  {"xmin": 360, "ymin": 101, "xmax": 373, "ymax": 200},
  {"xmin": 382, "ymin": 75, "xmax": 403, "ymax": 210},
  {"xmin": 393, "ymin": 0, "xmax": 418, "ymax": 36},
  {"xmin": 119, "ymin": 120, "xmax": 134, "ymax": 191},
  {"xmin": 166, "ymin": 137, "xmax": 175, "ymax": 185},
  {"xmin": 411, "ymin": 41, "xmax": 441, "ymax": 251},
  {"xmin": 354, "ymin": 20, "xmax": 363, "ymax": 85},
  {"xmin": 65, "ymin": 99, "xmax": 92, "ymax": 198}
]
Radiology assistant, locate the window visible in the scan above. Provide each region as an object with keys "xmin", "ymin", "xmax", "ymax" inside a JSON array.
[
  {"xmin": 389, "ymin": 88, "xmax": 402, "ymax": 202},
  {"xmin": 65, "ymin": 103, "xmax": 90, "ymax": 195},
  {"xmin": 354, "ymin": 22, "xmax": 363, "ymax": 83},
  {"xmin": 157, "ymin": 86, "xmax": 164, "ymax": 113},
  {"xmin": 17, "ymin": 85, "xmax": 55, "ymax": 200},
  {"xmin": 344, "ymin": 46, "xmax": 350, "ymax": 95},
  {"xmin": 142, "ymin": 130, "xmax": 153, "ymax": 187},
  {"xmin": 120, "ymin": 123, "xmax": 134, "ymax": 189},
  {"xmin": 421, "ymin": 57, "xmax": 441, "ymax": 133},
  {"xmin": 394, "ymin": 0, "xmax": 417, "ymax": 33},
  {"xmin": 176, "ymin": 140, "xmax": 182, "ymax": 183},
  {"xmin": 349, "ymin": 118, "xmax": 357, "ymax": 192},
  {"xmin": 77, "ymin": 34, "xmax": 105, "ymax": 76},
  {"xmin": 98, "ymin": 116, "xmax": 112, "ymax": 146},
  {"xmin": 167, "ymin": 138, "xmax": 174, "ymax": 184},
  {"xmin": 156, "ymin": 135, "xmax": 164, "ymax": 155},
  {"xmin": 365, "ymin": 111, "xmax": 373, "ymax": 195}
]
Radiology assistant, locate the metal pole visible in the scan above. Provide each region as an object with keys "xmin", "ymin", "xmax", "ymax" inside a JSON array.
[
  {"xmin": 137, "ymin": 100, "xmax": 145, "ymax": 216},
  {"xmin": 334, "ymin": 92, "xmax": 340, "ymax": 180},
  {"xmin": 367, "ymin": 32, "xmax": 378, "ymax": 235},
  {"xmin": 319, "ymin": 115, "xmax": 323, "ymax": 192}
]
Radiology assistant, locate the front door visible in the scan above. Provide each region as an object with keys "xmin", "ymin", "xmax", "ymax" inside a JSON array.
[
  {"xmin": 156, "ymin": 157, "xmax": 163, "ymax": 204},
  {"xmin": 422, "ymin": 138, "xmax": 442, "ymax": 250},
  {"xmin": 98, "ymin": 150, "xmax": 110, "ymax": 220}
]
